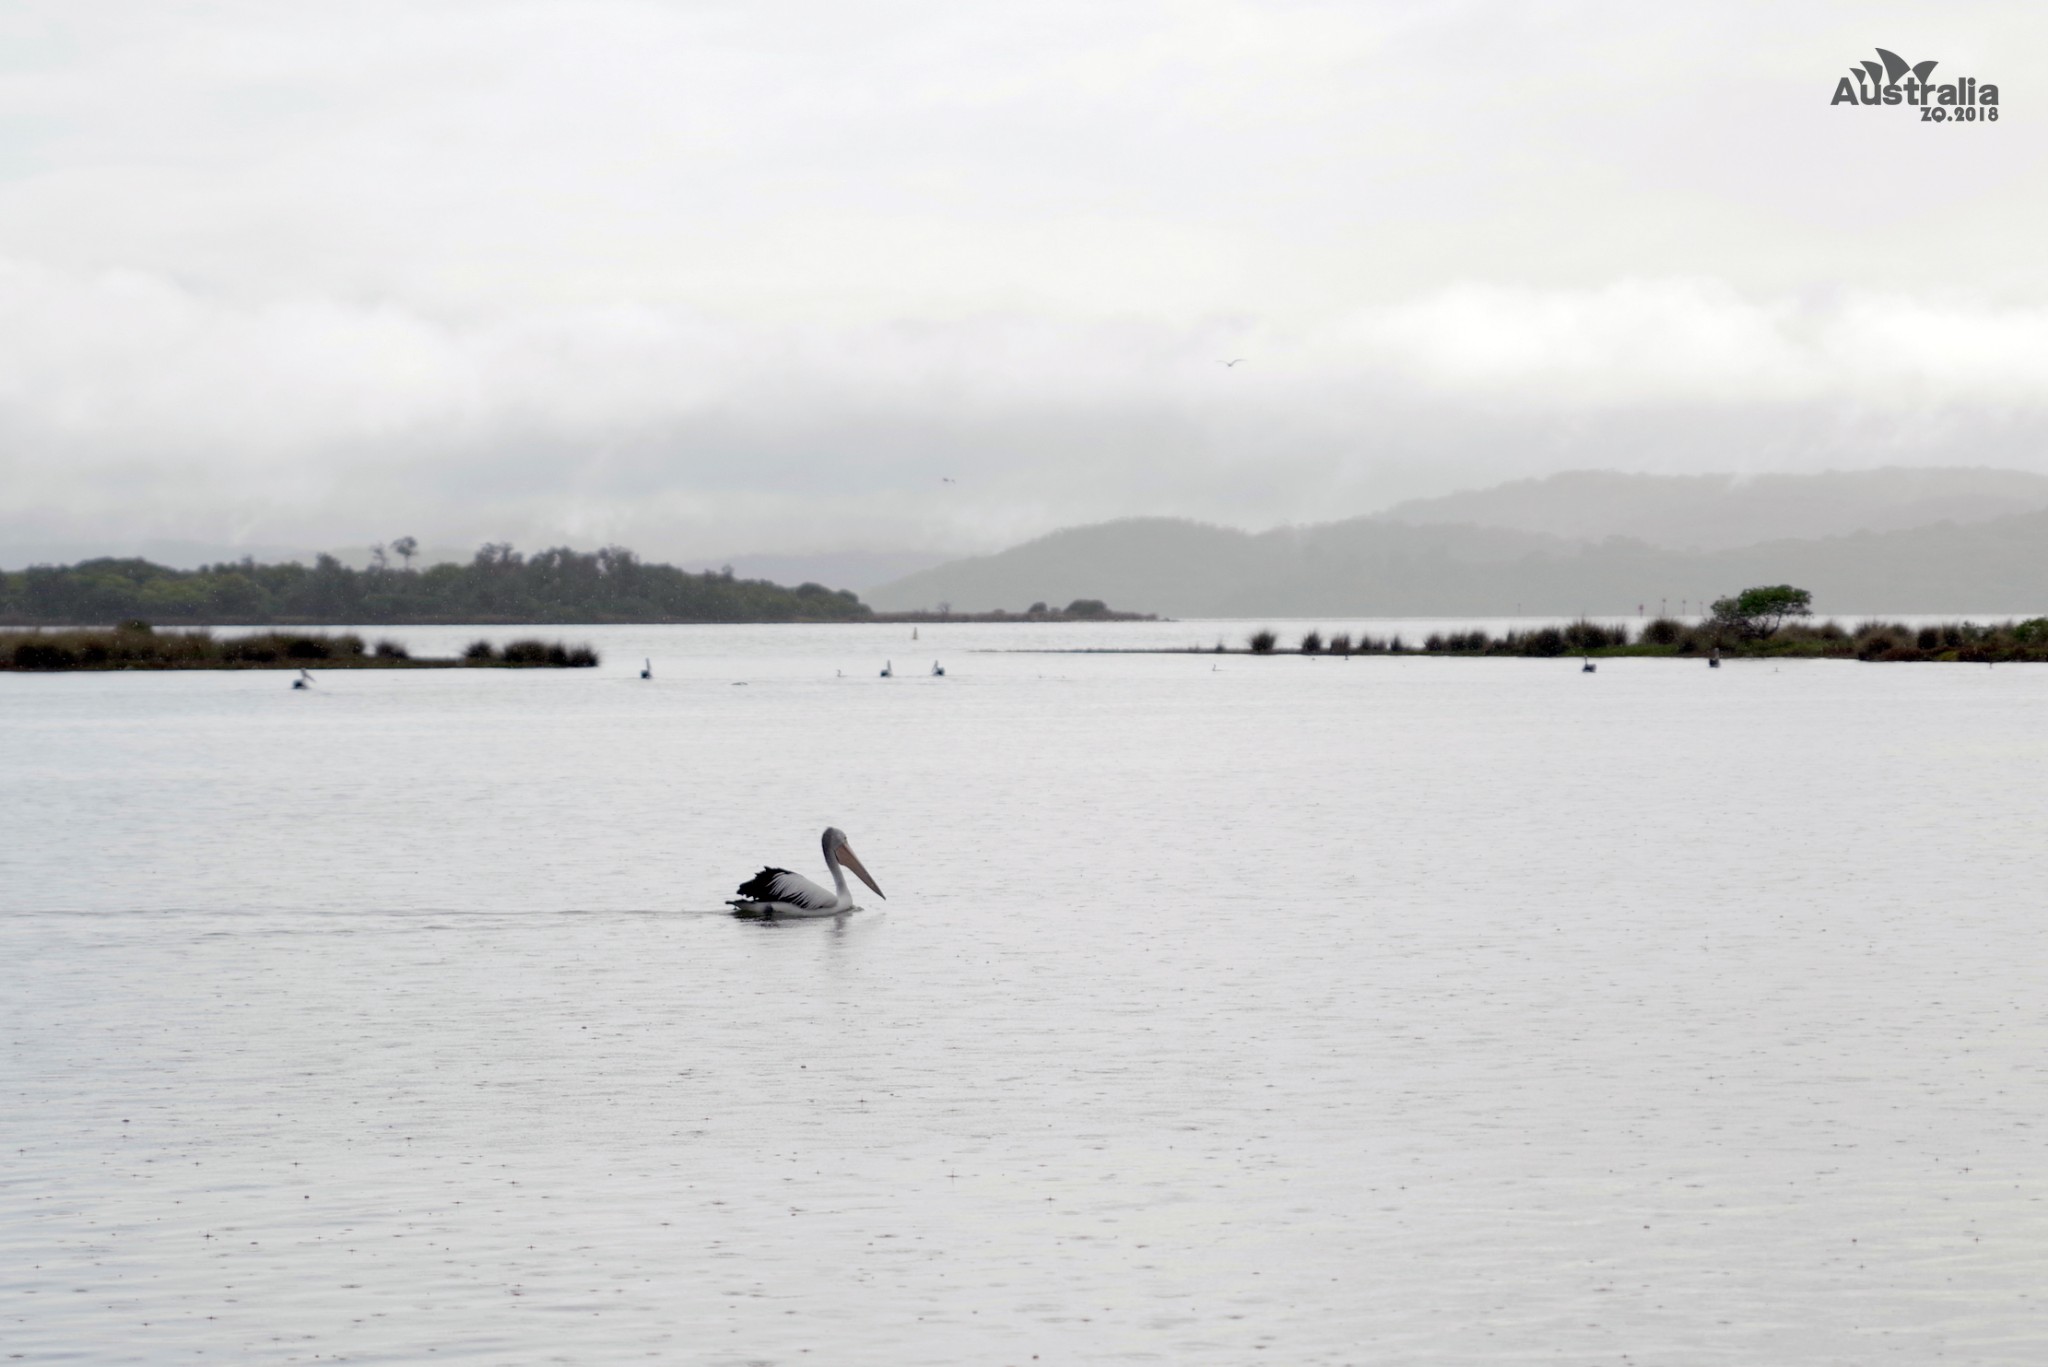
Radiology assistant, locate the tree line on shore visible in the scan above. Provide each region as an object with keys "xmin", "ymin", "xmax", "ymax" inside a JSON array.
[
  {"xmin": 1242, "ymin": 617, "xmax": 2048, "ymax": 661},
  {"xmin": 1, "ymin": 622, "xmax": 599, "ymax": 671},
  {"xmin": 1240, "ymin": 586, "xmax": 2048, "ymax": 661},
  {"xmin": 0, "ymin": 545, "xmax": 873, "ymax": 626}
]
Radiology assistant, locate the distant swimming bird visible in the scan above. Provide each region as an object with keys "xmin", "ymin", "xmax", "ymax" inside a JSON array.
[
  {"xmin": 292, "ymin": 669, "xmax": 313, "ymax": 690},
  {"xmin": 941, "ymin": 477, "xmax": 956, "ymax": 484},
  {"xmin": 729, "ymin": 827, "xmax": 886, "ymax": 918},
  {"xmin": 880, "ymin": 660, "xmax": 893, "ymax": 678},
  {"xmin": 640, "ymin": 659, "xmax": 652, "ymax": 679},
  {"xmin": 1582, "ymin": 657, "xmax": 1596, "ymax": 673},
  {"xmin": 931, "ymin": 660, "xmax": 944, "ymax": 677}
]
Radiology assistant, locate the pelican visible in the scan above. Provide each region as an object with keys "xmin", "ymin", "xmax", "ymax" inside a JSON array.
[
  {"xmin": 931, "ymin": 660, "xmax": 944, "ymax": 676},
  {"xmin": 728, "ymin": 827, "xmax": 886, "ymax": 918}
]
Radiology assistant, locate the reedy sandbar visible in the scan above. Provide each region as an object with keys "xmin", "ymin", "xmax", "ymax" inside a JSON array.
[
  {"xmin": 1032, "ymin": 617, "xmax": 2048, "ymax": 662},
  {"xmin": 2, "ymin": 626, "xmax": 599, "ymax": 671}
]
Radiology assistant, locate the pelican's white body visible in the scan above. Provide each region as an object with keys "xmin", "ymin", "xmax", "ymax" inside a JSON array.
[
  {"xmin": 729, "ymin": 867, "xmax": 858, "ymax": 918},
  {"xmin": 728, "ymin": 827, "xmax": 884, "ymax": 918}
]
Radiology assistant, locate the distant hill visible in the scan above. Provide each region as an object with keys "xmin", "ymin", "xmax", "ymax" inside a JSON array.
[
  {"xmin": 867, "ymin": 509, "xmax": 2048, "ymax": 617},
  {"xmin": 0, "ymin": 540, "xmax": 947, "ymax": 594},
  {"xmin": 0, "ymin": 539, "xmax": 472, "ymax": 572},
  {"xmin": 0, "ymin": 546, "xmax": 873, "ymax": 626},
  {"xmin": 683, "ymin": 550, "xmax": 954, "ymax": 594},
  {"xmin": 1374, "ymin": 467, "xmax": 2048, "ymax": 550},
  {"xmin": 869, "ymin": 518, "xmax": 1579, "ymax": 616}
]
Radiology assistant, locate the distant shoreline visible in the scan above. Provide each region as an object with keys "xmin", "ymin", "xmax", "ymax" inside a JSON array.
[
  {"xmin": 866, "ymin": 611, "xmax": 1158, "ymax": 624},
  {"xmin": 993, "ymin": 648, "xmax": 2041, "ymax": 661},
  {"xmin": 3, "ymin": 627, "xmax": 599, "ymax": 672},
  {"xmin": 999, "ymin": 615, "xmax": 2048, "ymax": 663}
]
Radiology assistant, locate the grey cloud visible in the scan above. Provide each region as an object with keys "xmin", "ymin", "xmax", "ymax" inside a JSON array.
[
  {"xmin": 3, "ymin": 2, "xmax": 2047, "ymax": 561},
  {"xmin": 8, "ymin": 258, "xmax": 2048, "ymax": 559}
]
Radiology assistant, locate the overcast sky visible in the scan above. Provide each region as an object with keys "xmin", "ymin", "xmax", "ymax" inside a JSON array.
[{"xmin": 4, "ymin": 0, "xmax": 2047, "ymax": 563}]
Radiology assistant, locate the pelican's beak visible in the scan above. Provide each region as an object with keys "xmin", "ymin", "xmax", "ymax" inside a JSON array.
[{"xmin": 836, "ymin": 843, "xmax": 886, "ymax": 900}]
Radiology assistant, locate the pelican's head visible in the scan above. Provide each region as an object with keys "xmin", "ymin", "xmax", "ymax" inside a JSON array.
[{"xmin": 822, "ymin": 826, "xmax": 886, "ymax": 900}]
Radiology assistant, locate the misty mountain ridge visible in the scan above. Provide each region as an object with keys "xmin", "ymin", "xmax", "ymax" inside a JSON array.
[
  {"xmin": 1372, "ymin": 467, "xmax": 2048, "ymax": 551},
  {"xmin": 870, "ymin": 468, "xmax": 2048, "ymax": 616}
]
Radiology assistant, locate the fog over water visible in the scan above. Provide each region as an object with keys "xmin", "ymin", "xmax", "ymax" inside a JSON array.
[{"xmin": 6, "ymin": 623, "xmax": 2047, "ymax": 1363}]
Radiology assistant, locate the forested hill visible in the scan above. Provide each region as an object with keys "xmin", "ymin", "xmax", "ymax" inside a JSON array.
[{"xmin": 0, "ymin": 546, "xmax": 873, "ymax": 625}]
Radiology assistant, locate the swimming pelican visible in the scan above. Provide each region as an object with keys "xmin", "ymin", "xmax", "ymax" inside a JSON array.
[
  {"xmin": 931, "ymin": 660, "xmax": 945, "ymax": 676},
  {"xmin": 880, "ymin": 660, "xmax": 893, "ymax": 677},
  {"xmin": 728, "ymin": 827, "xmax": 886, "ymax": 918}
]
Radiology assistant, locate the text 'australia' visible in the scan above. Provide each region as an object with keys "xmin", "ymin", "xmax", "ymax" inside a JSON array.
[{"xmin": 1832, "ymin": 48, "xmax": 1998, "ymax": 114}]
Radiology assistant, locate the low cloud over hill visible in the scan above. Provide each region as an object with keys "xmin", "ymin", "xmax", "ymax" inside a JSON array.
[{"xmin": 870, "ymin": 469, "xmax": 2048, "ymax": 616}]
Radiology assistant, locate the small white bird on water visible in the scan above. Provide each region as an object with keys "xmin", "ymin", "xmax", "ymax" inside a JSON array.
[{"xmin": 728, "ymin": 827, "xmax": 886, "ymax": 918}]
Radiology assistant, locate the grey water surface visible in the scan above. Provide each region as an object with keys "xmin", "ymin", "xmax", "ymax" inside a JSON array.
[{"xmin": 5, "ymin": 621, "xmax": 2048, "ymax": 1364}]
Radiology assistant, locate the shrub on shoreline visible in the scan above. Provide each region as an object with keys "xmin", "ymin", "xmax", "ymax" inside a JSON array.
[
  {"xmin": 462, "ymin": 638, "xmax": 599, "ymax": 667},
  {"xmin": 1225, "ymin": 614, "xmax": 2048, "ymax": 662},
  {"xmin": 4, "ymin": 627, "xmax": 598, "ymax": 671}
]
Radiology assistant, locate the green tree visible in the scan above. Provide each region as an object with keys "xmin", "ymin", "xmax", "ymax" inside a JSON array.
[
  {"xmin": 0, "ymin": 545, "xmax": 874, "ymax": 626},
  {"xmin": 1709, "ymin": 584, "xmax": 1812, "ymax": 639}
]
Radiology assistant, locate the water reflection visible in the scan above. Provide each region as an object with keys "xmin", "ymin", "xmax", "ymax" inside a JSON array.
[{"xmin": 5, "ymin": 631, "xmax": 2048, "ymax": 1363}]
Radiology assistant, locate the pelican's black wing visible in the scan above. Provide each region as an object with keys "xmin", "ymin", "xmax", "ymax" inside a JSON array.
[{"xmin": 732, "ymin": 866, "xmax": 836, "ymax": 909}]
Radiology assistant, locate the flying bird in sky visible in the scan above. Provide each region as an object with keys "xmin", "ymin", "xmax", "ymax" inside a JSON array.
[{"xmin": 1221, "ymin": 359, "xmax": 1246, "ymax": 367}]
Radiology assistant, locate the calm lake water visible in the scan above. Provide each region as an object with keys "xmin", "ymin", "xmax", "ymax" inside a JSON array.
[{"xmin": 6, "ymin": 620, "xmax": 2048, "ymax": 1364}]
